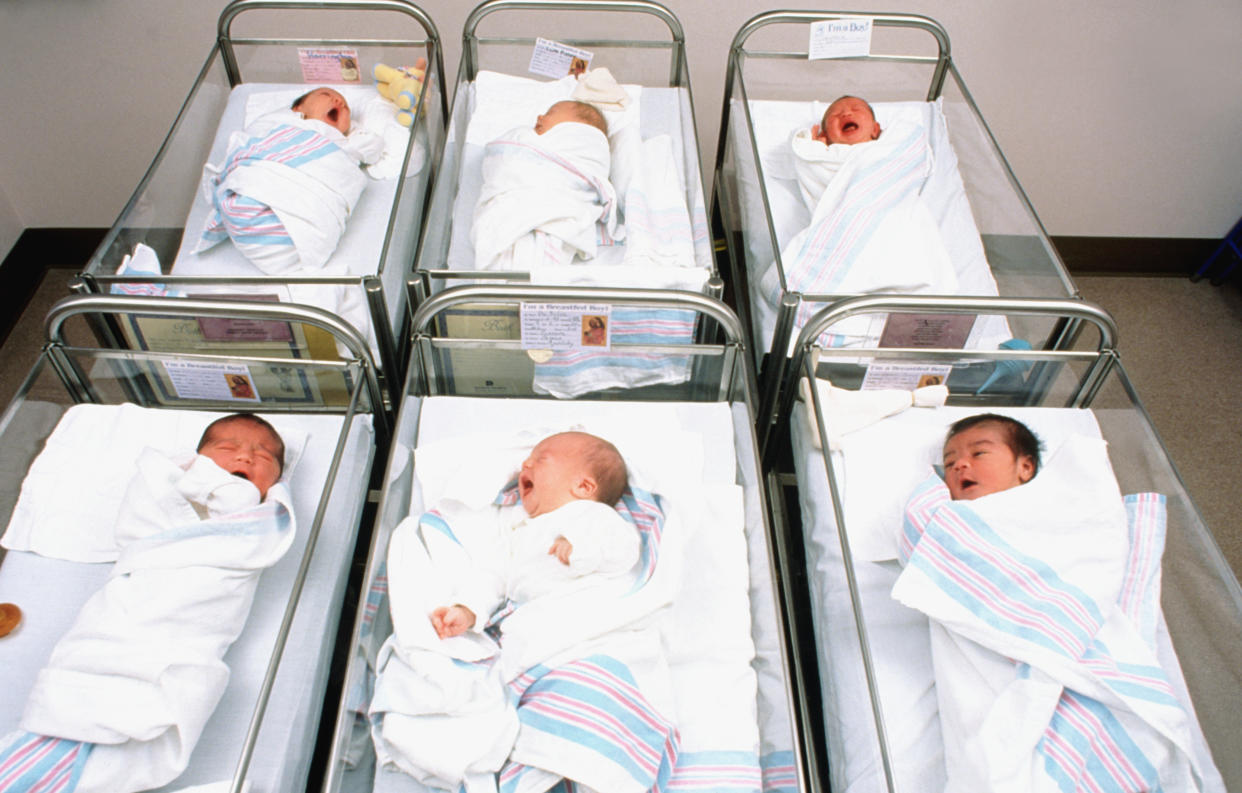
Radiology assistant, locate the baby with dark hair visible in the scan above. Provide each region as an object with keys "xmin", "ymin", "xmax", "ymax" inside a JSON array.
[
  {"xmin": 196, "ymin": 413, "xmax": 286, "ymax": 500},
  {"xmin": 941, "ymin": 413, "xmax": 1041, "ymax": 500}
]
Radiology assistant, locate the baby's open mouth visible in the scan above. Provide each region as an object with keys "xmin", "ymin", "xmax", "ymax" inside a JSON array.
[
  {"xmin": 327, "ymin": 108, "xmax": 340, "ymax": 123},
  {"xmin": 231, "ymin": 471, "xmax": 251, "ymax": 482},
  {"xmin": 842, "ymin": 121, "xmax": 858, "ymax": 134}
]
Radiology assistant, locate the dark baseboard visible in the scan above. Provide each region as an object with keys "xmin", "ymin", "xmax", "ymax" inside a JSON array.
[
  {"xmin": 0, "ymin": 228, "xmax": 106, "ymax": 350},
  {"xmin": 1049, "ymin": 235, "xmax": 1220, "ymax": 277}
]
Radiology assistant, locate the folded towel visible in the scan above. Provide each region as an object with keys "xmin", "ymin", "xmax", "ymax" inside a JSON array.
[
  {"xmin": 799, "ymin": 377, "xmax": 948, "ymax": 450},
  {"xmin": 572, "ymin": 67, "xmax": 630, "ymax": 110}
]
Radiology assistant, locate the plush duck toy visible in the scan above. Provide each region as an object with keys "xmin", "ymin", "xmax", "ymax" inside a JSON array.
[{"xmin": 373, "ymin": 59, "xmax": 427, "ymax": 126}]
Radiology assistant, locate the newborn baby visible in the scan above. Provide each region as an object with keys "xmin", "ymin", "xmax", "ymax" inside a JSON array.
[
  {"xmin": 791, "ymin": 94, "xmax": 886, "ymax": 208},
  {"xmin": 470, "ymin": 99, "xmax": 620, "ymax": 271}
]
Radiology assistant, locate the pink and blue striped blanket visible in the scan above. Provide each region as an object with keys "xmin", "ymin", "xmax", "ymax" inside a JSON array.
[
  {"xmin": 197, "ymin": 116, "xmax": 367, "ymax": 275},
  {"xmin": 893, "ymin": 459, "xmax": 1204, "ymax": 792}
]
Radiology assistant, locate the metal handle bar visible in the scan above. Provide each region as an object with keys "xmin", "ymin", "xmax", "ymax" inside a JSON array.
[
  {"xmin": 729, "ymin": 9, "xmax": 949, "ymax": 61},
  {"xmin": 219, "ymin": 0, "xmax": 442, "ymax": 44},
  {"xmin": 758, "ymin": 294, "xmax": 1118, "ymax": 454},
  {"xmin": 410, "ymin": 283, "xmax": 745, "ymax": 345},
  {"xmin": 45, "ymin": 293, "xmax": 385, "ymax": 423},
  {"xmin": 464, "ymin": 0, "xmax": 684, "ymax": 46}
]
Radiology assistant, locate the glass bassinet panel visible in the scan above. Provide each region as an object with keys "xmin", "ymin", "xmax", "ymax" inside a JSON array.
[
  {"xmin": 411, "ymin": 0, "xmax": 713, "ymax": 307},
  {"xmin": 793, "ymin": 308, "xmax": 1242, "ymax": 793},
  {"xmin": 713, "ymin": 13, "xmax": 1078, "ymax": 370},
  {"xmin": 78, "ymin": 1, "xmax": 447, "ymax": 388}
]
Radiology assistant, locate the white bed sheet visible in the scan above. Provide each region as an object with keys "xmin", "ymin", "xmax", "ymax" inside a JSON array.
[
  {"xmin": 736, "ymin": 98, "xmax": 1009, "ymax": 356},
  {"xmin": 439, "ymin": 72, "xmax": 711, "ymax": 288},
  {"xmin": 350, "ymin": 396, "xmax": 794, "ymax": 792},
  {"xmin": 168, "ymin": 82, "xmax": 426, "ymax": 353},
  {"xmin": 0, "ymin": 403, "xmax": 375, "ymax": 793},
  {"xmin": 788, "ymin": 402, "xmax": 1223, "ymax": 793}
]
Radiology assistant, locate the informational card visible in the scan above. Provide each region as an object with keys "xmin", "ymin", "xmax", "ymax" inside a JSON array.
[
  {"xmin": 196, "ymin": 295, "xmax": 293, "ymax": 342},
  {"xmin": 298, "ymin": 47, "xmax": 362, "ymax": 83},
  {"xmin": 163, "ymin": 361, "xmax": 261, "ymax": 402},
  {"xmin": 520, "ymin": 303, "xmax": 611, "ymax": 351},
  {"xmin": 860, "ymin": 362, "xmax": 951, "ymax": 391},
  {"xmin": 808, "ymin": 18, "xmax": 873, "ymax": 60},
  {"xmin": 529, "ymin": 38, "xmax": 594, "ymax": 78},
  {"xmin": 878, "ymin": 313, "xmax": 976, "ymax": 349}
]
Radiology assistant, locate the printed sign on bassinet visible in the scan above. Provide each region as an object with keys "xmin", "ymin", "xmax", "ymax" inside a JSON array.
[
  {"xmin": 808, "ymin": 18, "xmax": 873, "ymax": 60},
  {"xmin": 298, "ymin": 47, "xmax": 362, "ymax": 83},
  {"xmin": 163, "ymin": 361, "xmax": 261, "ymax": 403},
  {"xmin": 520, "ymin": 302, "xmax": 611, "ymax": 355},
  {"xmin": 529, "ymin": 37, "xmax": 594, "ymax": 78}
]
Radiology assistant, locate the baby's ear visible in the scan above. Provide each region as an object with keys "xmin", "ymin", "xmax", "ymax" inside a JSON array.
[{"xmin": 572, "ymin": 475, "xmax": 598, "ymax": 500}]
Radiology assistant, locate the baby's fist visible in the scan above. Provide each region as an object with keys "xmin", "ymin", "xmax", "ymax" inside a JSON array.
[
  {"xmin": 430, "ymin": 604, "xmax": 475, "ymax": 638},
  {"xmin": 549, "ymin": 536, "xmax": 573, "ymax": 565}
]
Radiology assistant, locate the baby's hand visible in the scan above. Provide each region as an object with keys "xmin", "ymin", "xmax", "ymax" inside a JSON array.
[
  {"xmin": 549, "ymin": 536, "xmax": 573, "ymax": 565},
  {"xmin": 811, "ymin": 124, "xmax": 829, "ymax": 144},
  {"xmin": 430, "ymin": 604, "xmax": 476, "ymax": 639}
]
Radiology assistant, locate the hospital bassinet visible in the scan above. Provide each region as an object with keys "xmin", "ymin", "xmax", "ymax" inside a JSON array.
[
  {"xmin": 0, "ymin": 294, "xmax": 386, "ymax": 793},
  {"xmin": 409, "ymin": 0, "xmax": 719, "ymax": 317},
  {"xmin": 76, "ymin": 0, "xmax": 449, "ymax": 409},
  {"xmin": 771, "ymin": 294, "xmax": 1242, "ymax": 793},
  {"xmin": 712, "ymin": 11, "xmax": 1080, "ymax": 416},
  {"xmin": 318, "ymin": 284, "xmax": 814, "ymax": 792}
]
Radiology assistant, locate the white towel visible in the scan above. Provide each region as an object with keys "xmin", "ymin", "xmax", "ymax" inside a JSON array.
[
  {"xmin": 800, "ymin": 377, "xmax": 949, "ymax": 450},
  {"xmin": 571, "ymin": 67, "xmax": 630, "ymax": 110}
]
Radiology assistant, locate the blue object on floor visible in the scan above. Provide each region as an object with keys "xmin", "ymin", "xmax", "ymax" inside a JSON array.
[
  {"xmin": 1192, "ymin": 213, "xmax": 1242, "ymax": 285},
  {"xmin": 976, "ymin": 338, "xmax": 1032, "ymax": 394}
]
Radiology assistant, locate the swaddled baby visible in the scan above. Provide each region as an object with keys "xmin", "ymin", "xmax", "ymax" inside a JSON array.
[
  {"xmin": 790, "ymin": 95, "xmax": 884, "ymax": 209},
  {"xmin": 196, "ymin": 87, "xmax": 388, "ymax": 275},
  {"xmin": 471, "ymin": 100, "xmax": 621, "ymax": 271},
  {"xmin": 3, "ymin": 414, "xmax": 295, "ymax": 793}
]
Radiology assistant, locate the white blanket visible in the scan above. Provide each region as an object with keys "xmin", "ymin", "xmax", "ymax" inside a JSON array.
[
  {"xmin": 471, "ymin": 123, "xmax": 620, "ymax": 273},
  {"xmin": 762, "ymin": 122, "xmax": 959, "ymax": 347},
  {"xmin": 19, "ymin": 449, "xmax": 296, "ymax": 793},
  {"xmin": 892, "ymin": 436, "xmax": 1202, "ymax": 792}
]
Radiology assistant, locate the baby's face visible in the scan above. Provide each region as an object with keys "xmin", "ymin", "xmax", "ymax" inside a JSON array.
[
  {"xmin": 295, "ymin": 87, "xmax": 351, "ymax": 134},
  {"xmin": 199, "ymin": 421, "xmax": 283, "ymax": 499},
  {"xmin": 942, "ymin": 423, "xmax": 1035, "ymax": 501},
  {"xmin": 534, "ymin": 101, "xmax": 579, "ymax": 135},
  {"xmin": 518, "ymin": 433, "xmax": 591, "ymax": 517},
  {"xmin": 820, "ymin": 96, "xmax": 881, "ymax": 145}
]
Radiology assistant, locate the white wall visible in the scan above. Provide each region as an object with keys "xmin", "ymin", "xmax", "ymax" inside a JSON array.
[{"xmin": 1, "ymin": 0, "xmax": 1240, "ymax": 241}]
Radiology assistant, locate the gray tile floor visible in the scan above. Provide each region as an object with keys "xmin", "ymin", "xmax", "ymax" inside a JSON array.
[
  {"xmin": 3, "ymin": 269, "xmax": 1240, "ymax": 580},
  {"xmin": 1074, "ymin": 275, "xmax": 1242, "ymax": 578}
]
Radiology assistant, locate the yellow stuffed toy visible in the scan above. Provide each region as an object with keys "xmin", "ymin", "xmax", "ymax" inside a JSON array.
[{"xmin": 373, "ymin": 59, "xmax": 427, "ymax": 127}]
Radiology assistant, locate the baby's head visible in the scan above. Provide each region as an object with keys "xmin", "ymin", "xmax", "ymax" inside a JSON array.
[
  {"xmin": 518, "ymin": 431, "xmax": 627, "ymax": 517},
  {"xmin": 197, "ymin": 413, "xmax": 286, "ymax": 499},
  {"xmin": 942, "ymin": 414, "xmax": 1040, "ymax": 501},
  {"xmin": 292, "ymin": 87, "xmax": 351, "ymax": 134},
  {"xmin": 817, "ymin": 95, "xmax": 882, "ymax": 145},
  {"xmin": 534, "ymin": 100, "xmax": 608, "ymax": 136}
]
